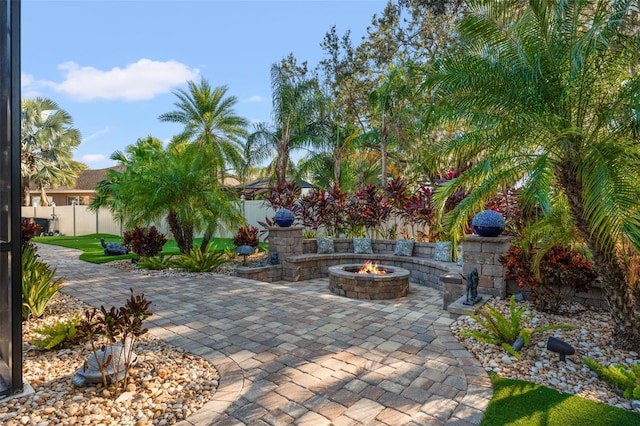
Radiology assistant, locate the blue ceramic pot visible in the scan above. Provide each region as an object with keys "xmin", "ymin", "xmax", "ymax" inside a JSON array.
[{"xmin": 274, "ymin": 208, "xmax": 294, "ymax": 227}]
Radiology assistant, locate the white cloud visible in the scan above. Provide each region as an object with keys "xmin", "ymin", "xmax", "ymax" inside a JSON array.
[
  {"xmin": 83, "ymin": 127, "xmax": 112, "ymax": 142},
  {"xmin": 21, "ymin": 72, "xmax": 55, "ymax": 98},
  {"xmin": 52, "ymin": 59, "xmax": 199, "ymax": 101},
  {"xmin": 243, "ymin": 95, "xmax": 264, "ymax": 103},
  {"xmin": 82, "ymin": 154, "xmax": 107, "ymax": 163}
]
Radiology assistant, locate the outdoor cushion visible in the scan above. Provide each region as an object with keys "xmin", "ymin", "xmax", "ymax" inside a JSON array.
[
  {"xmin": 432, "ymin": 241, "xmax": 452, "ymax": 262},
  {"xmin": 353, "ymin": 237, "xmax": 373, "ymax": 254},
  {"xmin": 317, "ymin": 236, "xmax": 335, "ymax": 254},
  {"xmin": 394, "ymin": 239, "xmax": 414, "ymax": 256}
]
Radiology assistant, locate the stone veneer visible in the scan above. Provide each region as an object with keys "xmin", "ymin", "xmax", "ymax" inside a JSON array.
[
  {"xmin": 462, "ymin": 235, "xmax": 513, "ymax": 298},
  {"xmin": 328, "ymin": 264, "xmax": 410, "ymax": 300}
]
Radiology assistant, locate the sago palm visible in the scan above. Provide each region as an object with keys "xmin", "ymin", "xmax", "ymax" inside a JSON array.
[{"xmin": 421, "ymin": 0, "xmax": 640, "ymax": 349}]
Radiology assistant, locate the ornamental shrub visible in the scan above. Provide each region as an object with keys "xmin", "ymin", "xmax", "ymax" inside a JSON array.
[
  {"xmin": 21, "ymin": 218, "xmax": 41, "ymax": 251},
  {"xmin": 22, "ymin": 245, "xmax": 63, "ymax": 319},
  {"xmin": 232, "ymin": 226, "xmax": 259, "ymax": 248},
  {"xmin": 499, "ymin": 243, "xmax": 598, "ymax": 313},
  {"xmin": 123, "ymin": 226, "xmax": 167, "ymax": 258}
]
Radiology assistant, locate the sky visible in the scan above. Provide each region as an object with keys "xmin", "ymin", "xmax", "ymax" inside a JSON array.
[{"xmin": 21, "ymin": 0, "xmax": 387, "ymax": 170}]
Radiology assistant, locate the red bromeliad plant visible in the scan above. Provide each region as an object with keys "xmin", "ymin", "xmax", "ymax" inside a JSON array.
[{"xmin": 499, "ymin": 243, "xmax": 598, "ymax": 313}]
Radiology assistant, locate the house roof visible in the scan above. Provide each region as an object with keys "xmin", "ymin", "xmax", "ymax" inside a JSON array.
[
  {"xmin": 32, "ymin": 166, "xmax": 240, "ymax": 192},
  {"xmin": 29, "ymin": 166, "xmax": 124, "ymax": 191},
  {"xmin": 233, "ymin": 177, "xmax": 315, "ymax": 199}
]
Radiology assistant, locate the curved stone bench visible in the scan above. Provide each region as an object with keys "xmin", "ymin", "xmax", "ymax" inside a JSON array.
[{"xmin": 283, "ymin": 252, "xmax": 461, "ymax": 290}]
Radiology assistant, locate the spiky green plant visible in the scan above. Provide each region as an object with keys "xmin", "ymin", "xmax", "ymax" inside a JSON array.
[
  {"xmin": 169, "ymin": 245, "xmax": 229, "ymax": 272},
  {"xmin": 22, "ymin": 245, "xmax": 63, "ymax": 319},
  {"xmin": 585, "ymin": 358, "xmax": 640, "ymax": 400},
  {"xmin": 137, "ymin": 254, "xmax": 172, "ymax": 271},
  {"xmin": 462, "ymin": 295, "xmax": 574, "ymax": 359},
  {"xmin": 32, "ymin": 315, "xmax": 81, "ymax": 350}
]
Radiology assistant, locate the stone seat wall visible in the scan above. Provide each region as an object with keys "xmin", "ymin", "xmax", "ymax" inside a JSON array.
[{"xmin": 284, "ymin": 243, "xmax": 461, "ymax": 290}]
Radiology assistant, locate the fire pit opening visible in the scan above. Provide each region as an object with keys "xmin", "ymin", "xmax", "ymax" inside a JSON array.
[
  {"xmin": 328, "ymin": 264, "xmax": 410, "ymax": 300},
  {"xmin": 354, "ymin": 261, "xmax": 388, "ymax": 275}
]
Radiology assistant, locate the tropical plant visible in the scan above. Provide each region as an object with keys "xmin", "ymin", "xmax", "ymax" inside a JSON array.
[
  {"xmin": 584, "ymin": 358, "xmax": 640, "ymax": 400},
  {"xmin": 123, "ymin": 226, "xmax": 168, "ymax": 258},
  {"xmin": 91, "ymin": 137, "xmax": 243, "ymax": 254},
  {"xmin": 158, "ymin": 79, "xmax": 248, "ymax": 181},
  {"xmin": 462, "ymin": 295, "xmax": 574, "ymax": 359},
  {"xmin": 77, "ymin": 289, "xmax": 152, "ymax": 394},
  {"xmin": 21, "ymin": 217, "xmax": 41, "ymax": 250},
  {"xmin": 345, "ymin": 184, "xmax": 391, "ymax": 237},
  {"xmin": 297, "ymin": 184, "xmax": 349, "ymax": 236},
  {"xmin": 500, "ymin": 242, "xmax": 598, "ymax": 313},
  {"xmin": 20, "ymin": 97, "xmax": 85, "ymax": 206},
  {"xmin": 32, "ymin": 315, "xmax": 81, "ymax": 350},
  {"xmin": 232, "ymin": 226, "xmax": 259, "ymax": 248},
  {"xmin": 169, "ymin": 245, "xmax": 230, "ymax": 272},
  {"xmin": 137, "ymin": 255, "xmax": 172, "ymax": 271},
  {"xmin": 421, "ymin": 0, "xmax": 640, "ymax": 350},
  {"xmin": 247, "ymin": 60, "xmax": 325, "ymax": 185},
  {"xmin": 22, "ymin": 245, "xmax": 63, "ymax": 320}
]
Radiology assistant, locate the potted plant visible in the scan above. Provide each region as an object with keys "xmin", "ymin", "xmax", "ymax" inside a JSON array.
[{"xmin": 472, "ymin": 210, "xmax": 505, "ymax": 237}]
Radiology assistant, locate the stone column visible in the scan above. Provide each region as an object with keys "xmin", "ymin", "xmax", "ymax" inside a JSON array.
[
  {"xmin": 268, "ymin": 226, "xmax": 303, "ymax": 259},
  {"xmin": 461, "ymin": 235, "xmax": 513, "ymax": 298}
]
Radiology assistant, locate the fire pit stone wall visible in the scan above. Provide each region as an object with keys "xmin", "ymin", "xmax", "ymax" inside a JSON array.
[{"xmin": 328, "ymin": 264, "xmax": 410, "ymax": 300}]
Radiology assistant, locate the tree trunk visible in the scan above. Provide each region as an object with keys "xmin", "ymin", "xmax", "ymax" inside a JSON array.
[
  {"xmin": 167, "ymin": 211, "xmax": 193, "ymax": 253},
  {"xmin": 558, "ymin": 168, "xmax": 640, "ymax": 352},
  {"xmin": 380, "ymin": 114, "xmax": 387, "ymax": 186},
  {"xmin": 40, "ymin": 186, "xmax": 50, "ymax": 206},
  {"xmin": 22, "ymin": 177, "xmax": 31, "ymax": 207},
  {"xmin": 200, "ymin": 232, "xmax": 212, "ymax": 254},
  {"xmin": 276, "ymin": 134, "xmax": 289, "ymax": 186}
]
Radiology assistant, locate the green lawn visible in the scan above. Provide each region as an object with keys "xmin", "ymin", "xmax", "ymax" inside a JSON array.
[
  {"xmin": 32, "ymin": 233, "xmax": 263, "ymax": 264},
  {"xmin": 481, "ymin": 373, "xmax": 640, "ymax": 425}
]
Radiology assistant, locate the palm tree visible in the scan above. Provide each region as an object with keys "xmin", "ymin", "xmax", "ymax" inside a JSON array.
[
  {"xmin": 21, "ymin": 97, "xmax": 84, "ymax": 206},
  {"xmin": 92, "ymin": 136, "xmax": 243, "ymax": 253},
  {"xmin": 247, "ymin": 63, "xmax": 325, "ymax": 186},
  {"xmin": 421, "ymin": 0, "xmax": 640, "ymax": 350},
  {"xmin": 158, "ymin": 79, "xmax": 248, "ymax": 180}
]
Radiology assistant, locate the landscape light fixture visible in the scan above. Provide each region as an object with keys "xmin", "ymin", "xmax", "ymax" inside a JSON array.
[{"xmin": 546, "ymin": 336, "xmax": 575, "ymax": 362}]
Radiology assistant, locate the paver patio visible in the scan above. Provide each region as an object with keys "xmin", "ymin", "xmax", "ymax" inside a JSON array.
[{"xmin": 37, "ymin": 244, "xmax": 492, "ymax": 425}]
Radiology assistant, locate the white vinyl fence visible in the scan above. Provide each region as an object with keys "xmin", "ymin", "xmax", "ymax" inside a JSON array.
[
  {"xmin": 21, "ymin": 201, "xmax": 417, "ymax": 240},
  {"xmin": 21, "ymin": 200, "xmax": 275, "ymax": 239}
]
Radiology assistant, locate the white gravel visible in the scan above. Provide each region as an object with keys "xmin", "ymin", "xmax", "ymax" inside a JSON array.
[
  {"xmin": 0, "ymin": 292, "xmax": 219, "ymax": 426},
  {"xmin": 451, "ymin": 296, "xmax": 640, "ymax": 413}
]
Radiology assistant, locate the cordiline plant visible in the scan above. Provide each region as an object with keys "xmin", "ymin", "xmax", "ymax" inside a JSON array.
[
  {"xmin": 463, "ymin": 295, "xmax": 574, "ymax": 359},
  {"xmin": 78, "ymin": 289, "xmax": 152, "ymax": 394}
]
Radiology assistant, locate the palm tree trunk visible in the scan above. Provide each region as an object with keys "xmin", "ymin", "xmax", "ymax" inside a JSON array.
[
  {"xmin": 22, "ymin": 177, "xmax": 31, "ymax": 206},
  {"xmin": 558, "ymin": 168, "xmax": 640, "ymax": 352},
  {"xmin": 200, "ymin": 232, "xmax": 212, "ymax": 254},
  {"xmin": 40, "ymin": 186, "xmax": 50, "ymax": 206},
  {"xmin": 380, "ymin": 114, "xmax": 387, "ymax": 186},
  {"xmin": 167, "ymin": 211, "xmax": 193, "ymax": 253}
]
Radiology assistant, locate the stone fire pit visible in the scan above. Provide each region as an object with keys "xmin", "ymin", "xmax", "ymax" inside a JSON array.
[{"xmin": 328, "ymin": 263, "xmax": 410, "ymax": 300}]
